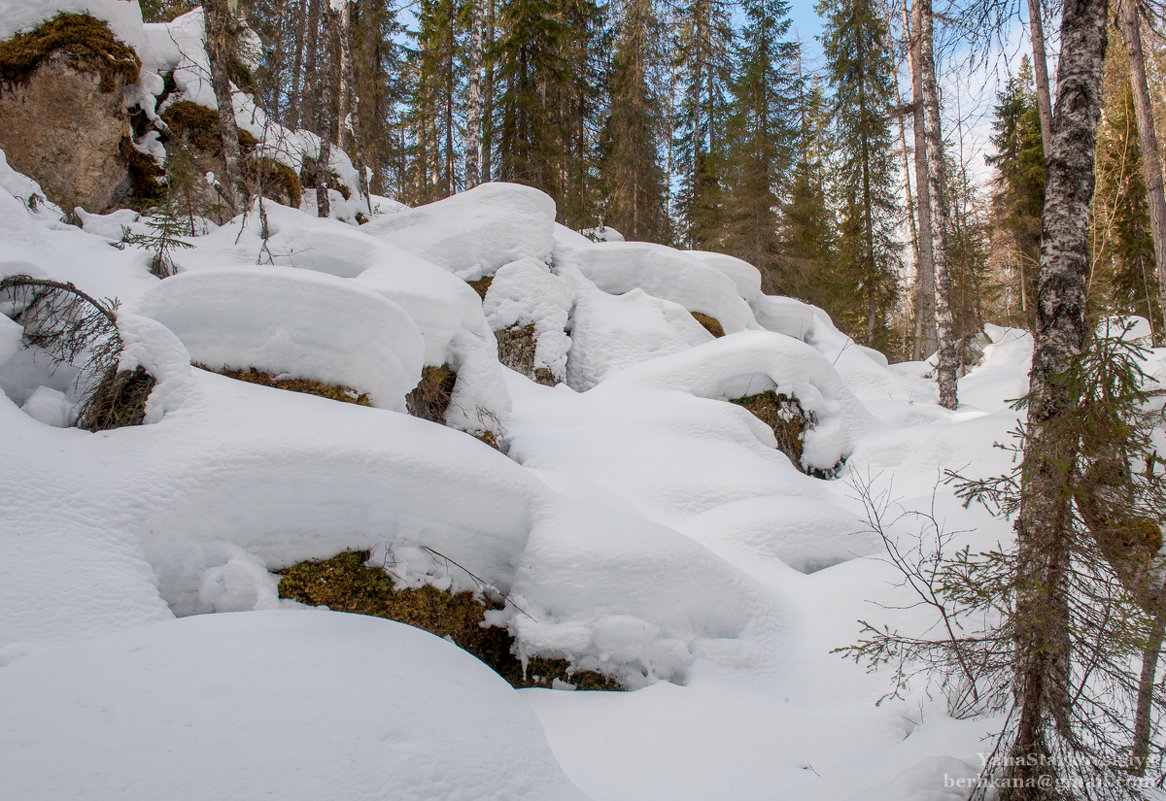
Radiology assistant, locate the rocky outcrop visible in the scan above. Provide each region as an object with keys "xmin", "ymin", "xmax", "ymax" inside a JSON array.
[{"xmin": 0, "ymin": 14, "xmax": 141, "ymax": 213}]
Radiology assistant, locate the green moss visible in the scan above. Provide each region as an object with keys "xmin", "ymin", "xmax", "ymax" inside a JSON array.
[
  {"xmin": 299, "ymin": 156, "xmax": 351, "ymax": 199},
  {"xmin": 731, "ymin": 390, "xmax": 809, "ymax": 468},
  {"xmin": 161, "ymin": 100, "xmax": 258, "ymax": 154},
  {"xmin": 0, "ymin": 13, "xmax": 140, "ymax": 93},
  {"xmin": 692, "ymin": 311, "xmax": 725, "ymax": 338},
  {"xmin": 120, "ymin": 136, "xmax": 166, "ymax": 205},
  {"xmin": 201, "ymin": 364, "xmax": 371, "ymax": 406},
  {"xmin": 406, "ymin": 363, "xmax": 457, "ymax": 424},
  {"xmin": 248, "ymin": 156, "xmax": 302, "ymax": 208},
  {"xmin": 278, "ymin": 551, "xmax": 622, "ymax": 691}
]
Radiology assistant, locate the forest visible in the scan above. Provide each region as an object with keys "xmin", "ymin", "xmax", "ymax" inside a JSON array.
[{"xmin": 145, "ymin": 0, "xmax": 1166, "ymax": 365}]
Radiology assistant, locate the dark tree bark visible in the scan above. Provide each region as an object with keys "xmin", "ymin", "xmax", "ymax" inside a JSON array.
[
  {"xmin": 334, "ymin": 1, "xmax": 370, "ymax": 214},
  {"xmin": 1027, "ymin": 0, "xmax": 1055, "ymax": 150},
  {"xmin": 203, "ymin": 0, "xmax": 248, "ymax": 214},
  {"xmin": 464, "ymin": 0, "xmax": 485, "ymax": 188},
  {"xmin": 300, "ymin": 0, "xmax": 322, "ymax": 131},
  {"xmin": 1004, "ymin": 0, "xmax": 1109, "ymax": 794},
  {"xmin": 1118, "ymin": 0, "xmax": 1166, "ymax": 335},
  {"xmin": 315, "ymin": 4, "xmax": 340, "ymax": 218}
]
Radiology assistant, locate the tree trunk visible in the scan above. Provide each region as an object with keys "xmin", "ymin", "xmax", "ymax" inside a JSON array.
[
  {"xmin": 1003, "ymin": 0, "xmax": 1109, "ymax": 795},
  {"xmin": 917, "ymin": 0, "xmax": 958, "ymax": 409},
  {"xmin": 1027, "ymin": 0, "xmax": 1055, "ymax": 151},
  {"xmin": 1118, "ymin": 0, "xmax": 1166, "ymax": 335},
  {"xmin": 300, "ymin": 0, "xmax": 322, "ymax": 131},
  {"xmin": 904, "ymin": 0, "xmax": 937, "ymax": 358},
  {"xmin": 481, "ymin": 0, "xmax": 495, "ymax": 184},
  {"xmin": 316, "ymin": 5, "xmax": 340, "ymax": 218},
  {"xmin": 465, "ymin": 0, "xmax": 485, "ymax": 189},
  {"xmin": 202, "ymin": 0, "xmax": 247, "ymax": 214},
  {"xmin": 335, "ymin": 1, "xmax": 370, "ymax": 215},
  {"xmin": 1133, "ymin": 613, "xmax": 1163, "ymax": 775},
  {"xmin": 287, "ymin": 0, "xmax": 306, "ymax": 128}
]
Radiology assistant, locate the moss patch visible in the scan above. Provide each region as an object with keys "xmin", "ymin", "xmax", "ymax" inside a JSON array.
[
  {"xmin": 161, "ymin": 100, "xmax": 258, "ymax": 153},
  {"xmin": 495, "ymin": 323, "xmax": 537, "ymax": 377},
  {"xmin": 248, "ymin": 156, "xmax": 302, "ymax": 208},
  {"xmin": 468, "ymin": 275, "xmax": 493, "ymax": 300},
  {"xmin": 406, "ymin": 363, "xmax": 457, "ymax": 423},
  {"xmin": 201, "ymin": 364, "xmax": 371, "ymax": 406},
  {"xmin": 278, "ymin": 550, "xmax": 622, "ymax": 691},
  {"xmin": 731, "ymin": 390, "xmax": 810, "ymax": 469},
  {"xmin": 299, "ymin": 156, "xmax": 351, "ymax": 199},
  {"xmin": 120, "ymin": 136, "xmax": 166, "ymax": 205},
  {"xmin": 78, "ymin": 366, "xmax": 155, "ymax": 431},
  {"xmin": 692, "ymin": 311, "xmax": 725, "ymax": 338},
  {"xmin": 0, "ymin": 13, "xmax": 140, "ymax": 93}
]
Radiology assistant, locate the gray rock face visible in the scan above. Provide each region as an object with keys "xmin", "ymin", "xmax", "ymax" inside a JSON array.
[{"xmin": 0, "ymin": 52, "xmax": 132, "ymax": 213}]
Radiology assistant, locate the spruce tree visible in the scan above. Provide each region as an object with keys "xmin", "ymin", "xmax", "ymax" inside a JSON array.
[
  {"xmin": 986, "ymin": 57, "xmax": 1045, "ymax": 328},
  {"xmin": 672, "ymin": 0, "xmax": 735, "ymax": 249},
  {"xmin": 720, "ymin": 0, "xmax": 799, "ymax": 280},
  {"xmin": 405, "ymin": 0, "xmax": 462, "ymax": 203},
  {"xmin": 596, "ymin": 0, "xmax": 669, "ymax": 241},
  {"xmin": 818, "ymin": 0, "xmax": 900, "ymax": 352}
]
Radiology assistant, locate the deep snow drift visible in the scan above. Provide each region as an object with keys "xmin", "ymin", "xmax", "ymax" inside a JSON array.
[{"xmin": 4, "ymin": 4, "xmax": 1158, "ymax": 799}]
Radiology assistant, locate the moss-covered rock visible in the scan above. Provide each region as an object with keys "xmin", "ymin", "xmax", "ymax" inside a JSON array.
[
  {"xmin": 278, "ymin": 550, "xmax": 622, "ymax": 691},
  {"xmin": 299, "ymin": 156, "xmax": 351, "ymax": 200},
  {"xmin": 201, "ymin": 364, "xmax": 371, "ymax": 406},
  {"xmin": 120, "ymin": 136, "xmax": 166, "ymax": 205},
  {"xmin": 161, "ymin": 100, "xmax": 258, "ymax": 153},
  {"xmin": 692, "ymin": 311, "xmax": 725, "ymax": 338},
  {"xmin": 406, "ymin": 363, "xmax": 457, "ymax": 424},
  {"xmin": 467, "ymin": 275, "xmax": 493, "ymax": 300},
  {"xmin": 247, "ymin": 156, "xmax": 302, "ymax": 208},
  {"xmin": 731, "ymin": 390, "xmax": 810, "ymax": 469},
  {"xmin": 0, "ymin": 13, "xmax": 140, "ymax": 92}
]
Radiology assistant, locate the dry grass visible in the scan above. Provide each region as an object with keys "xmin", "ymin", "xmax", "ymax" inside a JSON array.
[
  {"xmin": 692, "ymin": 311, "xmax": 725, "ymax": 338},
  {"xmin": 77, "ymin": 366, "xmax": 155, "ymax": 432},
  {"xmin": 406, "ymin": 363, "xmax": 456, "ymax": 423},
  {"xmin": 278, "ymin": 551, "xmax": 622, "ymax": 691},
  {"xmin": 202, "ymin": 364, "xmax": 371, "ymax": 406},
  {"xmin": 467, "ymin": 275, "xmax": 493, "ymax": 300}
]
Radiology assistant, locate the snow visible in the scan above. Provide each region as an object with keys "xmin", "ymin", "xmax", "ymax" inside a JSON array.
[
  {"xmin": 129, "ymin": 267, "xmax": 425, "ymax": 411},
  {"xmin": 364, "ymin": 182, "xmax": 556, "ymax": 280},
  {"xmin": 0, "ymin": 129, "xmax": 1099, "ymax": 801},
  {"xmin": 0, "ymin": 610, "xmax": 588, "ymax": 801}
]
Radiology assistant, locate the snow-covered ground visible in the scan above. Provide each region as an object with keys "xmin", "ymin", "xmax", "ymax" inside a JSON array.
[{"xmin": 3, "ymin": 4, "xmax": 1151, "ymax": 799}]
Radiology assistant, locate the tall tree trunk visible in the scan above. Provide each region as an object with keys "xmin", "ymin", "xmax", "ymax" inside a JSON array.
[
  {"xmin": 465, "ymin": 0, "xmax": 485, "ymax": 189},
  {"xmin": 316, "ymin": 5, "xmax": 340, "ymax": 218},
  {"xmin": 287, "ymin": 0, "xmax": 306, "ymax": 127},
  {"xmin": 904, "ymin": 0, "xmax": 937, "ymax": 358},
  {"xmin": 1027, "ymin": 0, "xmax": 1055, "ymax": 150},
  {"xmin": 203, "ymin": 0, "xmax": 247, "ymax": 214},
  {"xmin": 917, "ymin": 0, "xmax": 958, "ymax": 409},
  {"xmin": 481, "ymin": 0, "xmax": 495, "ymax": 183},
  {"xmin": 891, "ymin": 0, "xmax": 923, "ymax": 360},
  {"xmin": 1118, "ymin": 0, "xmax": 1166, "ymax": 335},
  {"xmin": 1003, "ymin": 0, "xmax": 1109, "ymax": 795},
  {"xmin": 300, "ymin": 0, "xmax": 322, "ymax": 131},
  {"xmin": 335, "ymin": 1, "xmax": 370, "ymax": 214}
]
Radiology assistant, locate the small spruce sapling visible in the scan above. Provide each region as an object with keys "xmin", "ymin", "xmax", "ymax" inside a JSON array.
[{"xmin": 121, "ymin": 198, "xmax": 194, "ymax": 278}]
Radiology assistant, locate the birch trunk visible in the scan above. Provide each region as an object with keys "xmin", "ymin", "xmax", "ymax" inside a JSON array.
[
  {"xmin": 300, "ymin": 0, "xmax": 322, "ymax": 131},
  {"xmin": 1003, "ymin": 0, "xmax": 1109, "ymax": 794},
  {"xmin": 481, "ymin": 0, "xmax": 495, "ymax": 184},
  {"xmin": 917, "ymin": 0, "xmax": 958, "ymax": 409},
  {"xmin": 203, "ymin": 0, "xmax": 247, "ymax": 214},
  {"xmin": 287, "ymin": 0, "xmax": 306, "ymax": 127},
  {"xmin": 1118, "ymin": 0, "xmax": 1166, "ymax": 335},
  {"xmin": 903, "ymin": 0, "xmax": 937, "ymax": 358},
  {"xmin": 335, "ymin": 1, "xmax": 370, "ymax": 214}
]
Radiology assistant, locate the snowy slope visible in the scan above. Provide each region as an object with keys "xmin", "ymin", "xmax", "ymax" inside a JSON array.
[{"xmin": 0, "ymin": 7, "xmax": 1136, "ymax": 795}]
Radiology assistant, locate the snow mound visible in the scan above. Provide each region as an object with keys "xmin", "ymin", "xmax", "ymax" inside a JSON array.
[
  {"xmin": 483, "ymin": 257, "xmax": 573, "ymax": 381},
  {"xmin": 364, "ymin": 183, "xmax": 556, "ymax": 280},
  {"xmin": 564, "ymin": 272, "xmax": 712, "ymax": 391},
  {"xmin": 130, "ymin": 267, "xmax": 424, "ymax": 411},
  {"xmin": 0, "ymin": 610, "xmax": 587, "ymax": 801},
  {"xmin": 553, "ymin": 226, "xmax": 758, "ymax": 335},
  {"xmin": 116, "ymin": 312, "xmax": 194, "ymax": 423},
  {"xmin": 686, "ymin": 250, "xmax": 764, "ymax": 300},
  {"xmin": 599, "ymin": 331, "xmax": 883, "ymax": 473}
]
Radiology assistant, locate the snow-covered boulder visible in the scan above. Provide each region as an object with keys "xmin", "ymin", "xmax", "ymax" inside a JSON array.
[
  {"xmin": 130, "ymin": 267, "xmax": 425, "ymax": 411},
  {"xmin": 0, "ymin": 610, "xmax": 588, "ymax": 801},
  {"xmin": 364, "ymin": 183, "xmax": 556, "ymax": 280}
]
